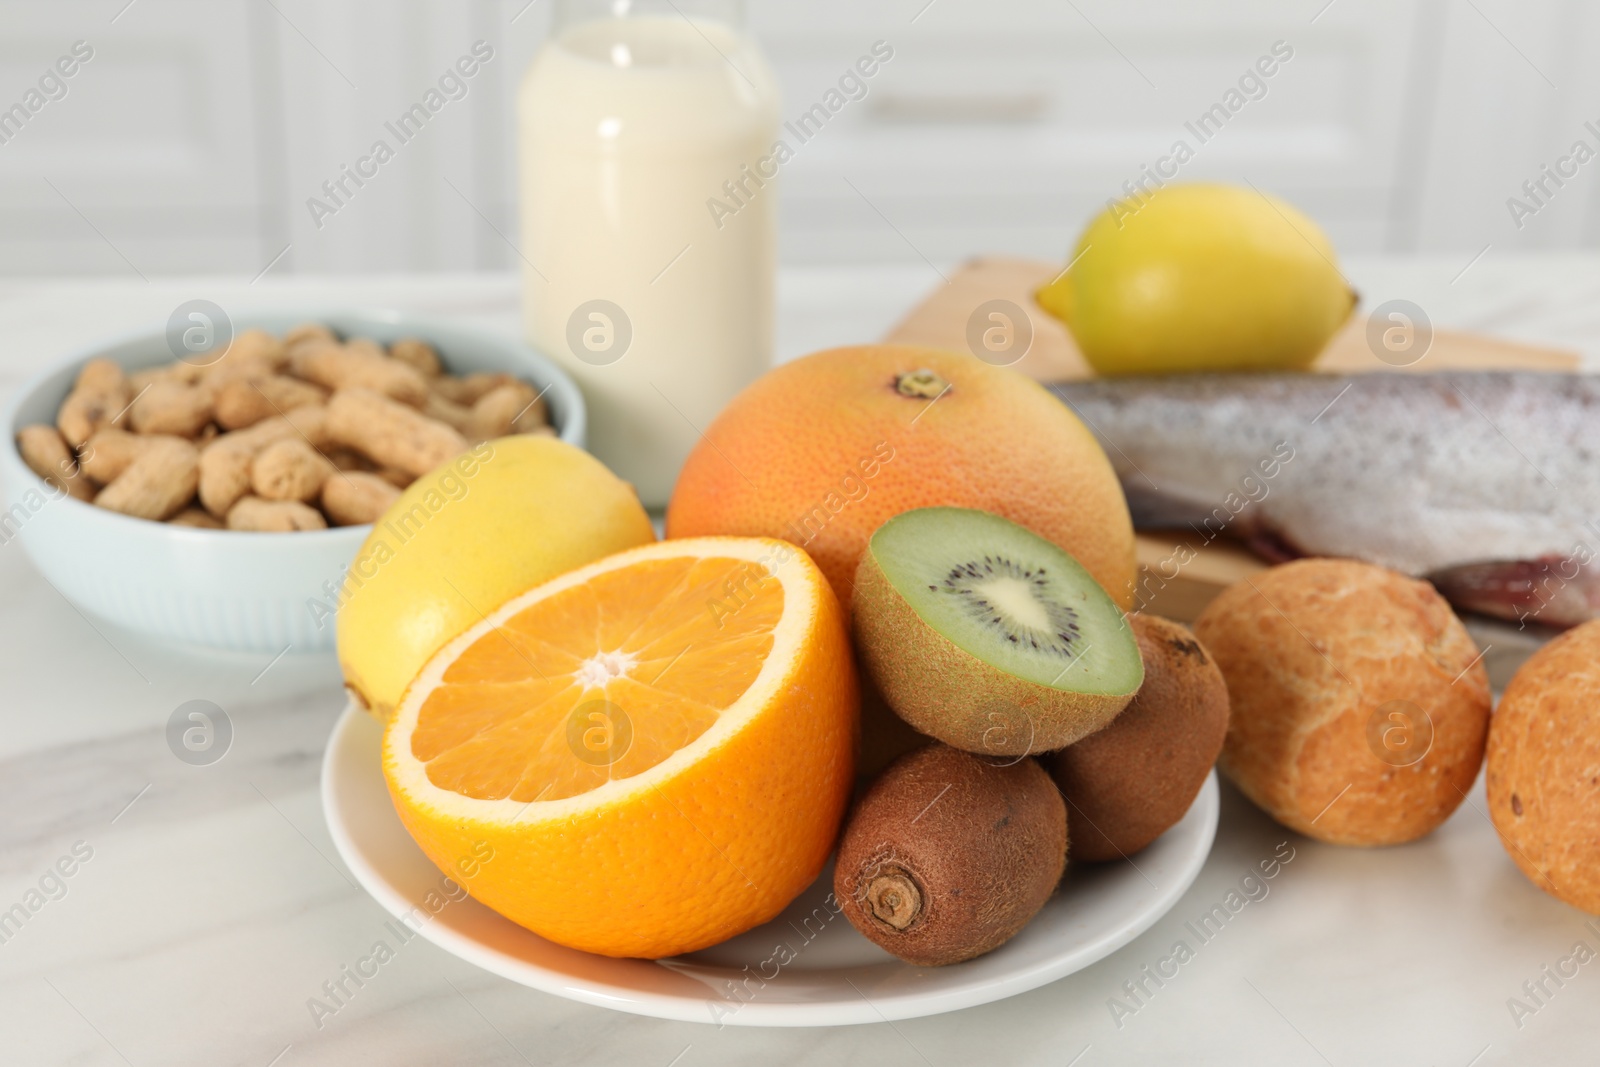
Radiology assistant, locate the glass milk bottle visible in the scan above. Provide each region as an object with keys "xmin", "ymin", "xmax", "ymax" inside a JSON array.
[{"xmin": 518, "ymin": 0, "xmax": 780, "ymax": 506}]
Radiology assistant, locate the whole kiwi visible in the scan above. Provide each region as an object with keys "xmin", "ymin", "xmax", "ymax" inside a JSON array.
[
  {"xmin": 834, "ymin": 744, "xmax": 1066, "ymax": 966},
  {"xmin": 1047, "ymin": 614, "xmax": 1229, "ymax": 861}
]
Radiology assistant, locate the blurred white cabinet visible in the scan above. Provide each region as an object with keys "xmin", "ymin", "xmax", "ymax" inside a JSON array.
[
  {"xmin": 0, "ymin": 0, "xmax": 279, "ymax": 275},
  {"xmin": 0, "ymin": 0, "xmax": 1595, "ymax": 274},
  {"xmin": 749, "ymin": 0, "xmax": 1431, "ymax": 261}
]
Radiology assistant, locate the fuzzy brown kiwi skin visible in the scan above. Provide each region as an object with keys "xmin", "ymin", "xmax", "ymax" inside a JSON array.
[
  {"xmin": 852, "ymin": 549, "xmax": 1136, "ymax": 756},
  {"xmin": 858, "ymin": 672, "xmax": 934, "ymax": 782},
  {"xmin": 834, "ymin": 744, "xmax": 1067, "ymax": 966},
  {"xmin": 1047, "ymin": 615, "xmax": 1228, "ymax": 861}
]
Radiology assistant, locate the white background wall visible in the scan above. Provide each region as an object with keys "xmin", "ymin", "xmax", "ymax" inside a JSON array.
[{"xmin": 0, "ymin": 0, "xmax": 1592, "ymax": 276}]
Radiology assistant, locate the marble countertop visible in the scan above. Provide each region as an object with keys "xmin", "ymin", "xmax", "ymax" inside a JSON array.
[{"xmin": 1, "ymin": 260, "xmax": 1598, "ymax": 1066}]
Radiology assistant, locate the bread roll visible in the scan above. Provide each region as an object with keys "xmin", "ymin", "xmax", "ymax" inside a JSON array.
[
  {"xmin": 1487, "ymin": 620, "xmax": 1600, "ymax": 914},
  {"xmin": 1194, "ymin": 558, "xmax": 1490, "ymax": 846}
]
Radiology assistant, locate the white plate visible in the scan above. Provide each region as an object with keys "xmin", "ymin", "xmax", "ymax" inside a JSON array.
[{"xmin": 321, "ymin": 703, "xmax": 1218, "ymax": 1027}]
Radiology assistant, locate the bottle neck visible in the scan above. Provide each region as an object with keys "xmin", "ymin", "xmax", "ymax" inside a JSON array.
[{"xmin": 551, "ymin": 0, "xmax": 745, "ymax": 32}]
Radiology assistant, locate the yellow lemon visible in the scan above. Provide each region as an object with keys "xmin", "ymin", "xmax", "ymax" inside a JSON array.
[
  {"xmin": 336, "ymin": 435, "xmax": 655, "ymax": 719},
  {"xmin": 1037, "ymin": 183, "xmax": 1356, "ymax": 376}
]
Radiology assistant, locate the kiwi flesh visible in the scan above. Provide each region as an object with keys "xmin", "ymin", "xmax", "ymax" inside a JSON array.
[
  {"xmin": 834, "ymin": 743, "xmax": 1067, "ymax": 966},
  {"xmin": 852, "ymin": 507, "xmax": 1142, "ymax": 755},
  {"xmin": 1047, "ymin": 614, "xmax": 1229, "ymax": 861}
]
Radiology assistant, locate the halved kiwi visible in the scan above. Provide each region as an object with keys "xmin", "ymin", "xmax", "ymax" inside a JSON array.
[{"xmin": 852, "ymin": 507, "xmax": 1142, "ymax": 755}]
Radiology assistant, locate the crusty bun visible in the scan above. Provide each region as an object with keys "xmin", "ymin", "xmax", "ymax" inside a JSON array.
[
  {"xmin": 1194, "ymin": 558, "xmax": 1490, "ymax": 846},
  {"xmin": 1047, "ymin": 614, "xmax": 1228, "ymax": 861},
  {"xmin": 1487, "ymin": 620, "xmax": 1600, "ymax": 914}
]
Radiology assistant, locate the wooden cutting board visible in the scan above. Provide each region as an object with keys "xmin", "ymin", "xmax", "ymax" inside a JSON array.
[{"xmin": 883, "ymin": 256, "xmax": 1582, "ymax": 628}]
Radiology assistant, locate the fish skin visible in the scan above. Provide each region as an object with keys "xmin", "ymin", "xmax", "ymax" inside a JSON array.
[{"xmin": 1052, "ymin": 371, "xmax": 1600, "ymax": 628}]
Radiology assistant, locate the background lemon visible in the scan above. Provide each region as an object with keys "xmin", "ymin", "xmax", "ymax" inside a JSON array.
[
  {"xmin": 1038, "ymin": 182, "xmax": 1356, "ymax": 375},
  {"xmin": 337, "ymin": 435, "xmax": 655, "ymax": 719}
]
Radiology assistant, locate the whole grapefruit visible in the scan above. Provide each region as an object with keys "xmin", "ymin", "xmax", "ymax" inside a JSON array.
[{"xmin": 665, "ymin": 345, "xmax": 1136, "ymax": 610}]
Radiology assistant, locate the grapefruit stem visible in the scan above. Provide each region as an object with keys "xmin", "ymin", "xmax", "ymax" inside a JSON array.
[{"xmin": 895, "ymin": 370, "xmax": 949, "ymax": 399}]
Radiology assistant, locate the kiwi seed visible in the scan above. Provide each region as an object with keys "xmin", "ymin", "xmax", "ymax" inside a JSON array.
[{"xmin": 938, "ymin": 555, "xmax": 1083, "ymax": 658}]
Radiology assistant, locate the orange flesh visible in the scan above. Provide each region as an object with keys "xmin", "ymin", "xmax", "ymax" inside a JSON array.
[{"xmin": 411, "ymin": 556, "xmax": 784, "ymax": 802}]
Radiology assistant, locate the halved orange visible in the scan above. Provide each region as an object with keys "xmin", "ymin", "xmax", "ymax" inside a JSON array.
[{"xmin": 382, "ymin": 536, "xmax": 858, "ymax": 959}]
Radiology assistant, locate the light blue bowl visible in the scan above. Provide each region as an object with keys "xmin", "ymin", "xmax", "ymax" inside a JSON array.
[{"xmin": 0, "ymin": 311, "xmax": 585, "ymax": 653}]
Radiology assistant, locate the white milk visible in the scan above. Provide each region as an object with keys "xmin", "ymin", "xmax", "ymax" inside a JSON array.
[{"xmin": 518, "ymin": 12, "xmax": 779, "ymax": 506}]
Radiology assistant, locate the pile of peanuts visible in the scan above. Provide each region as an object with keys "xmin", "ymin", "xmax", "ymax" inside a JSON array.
[{"xmin": 14, "ymin": 323, "xmax": 551, "ymax": 531}]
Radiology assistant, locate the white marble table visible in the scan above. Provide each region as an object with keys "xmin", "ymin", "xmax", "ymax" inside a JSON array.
[{"xmin": 1, "ymin": 261, "xmax": 1598, "ymax": 1067}]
